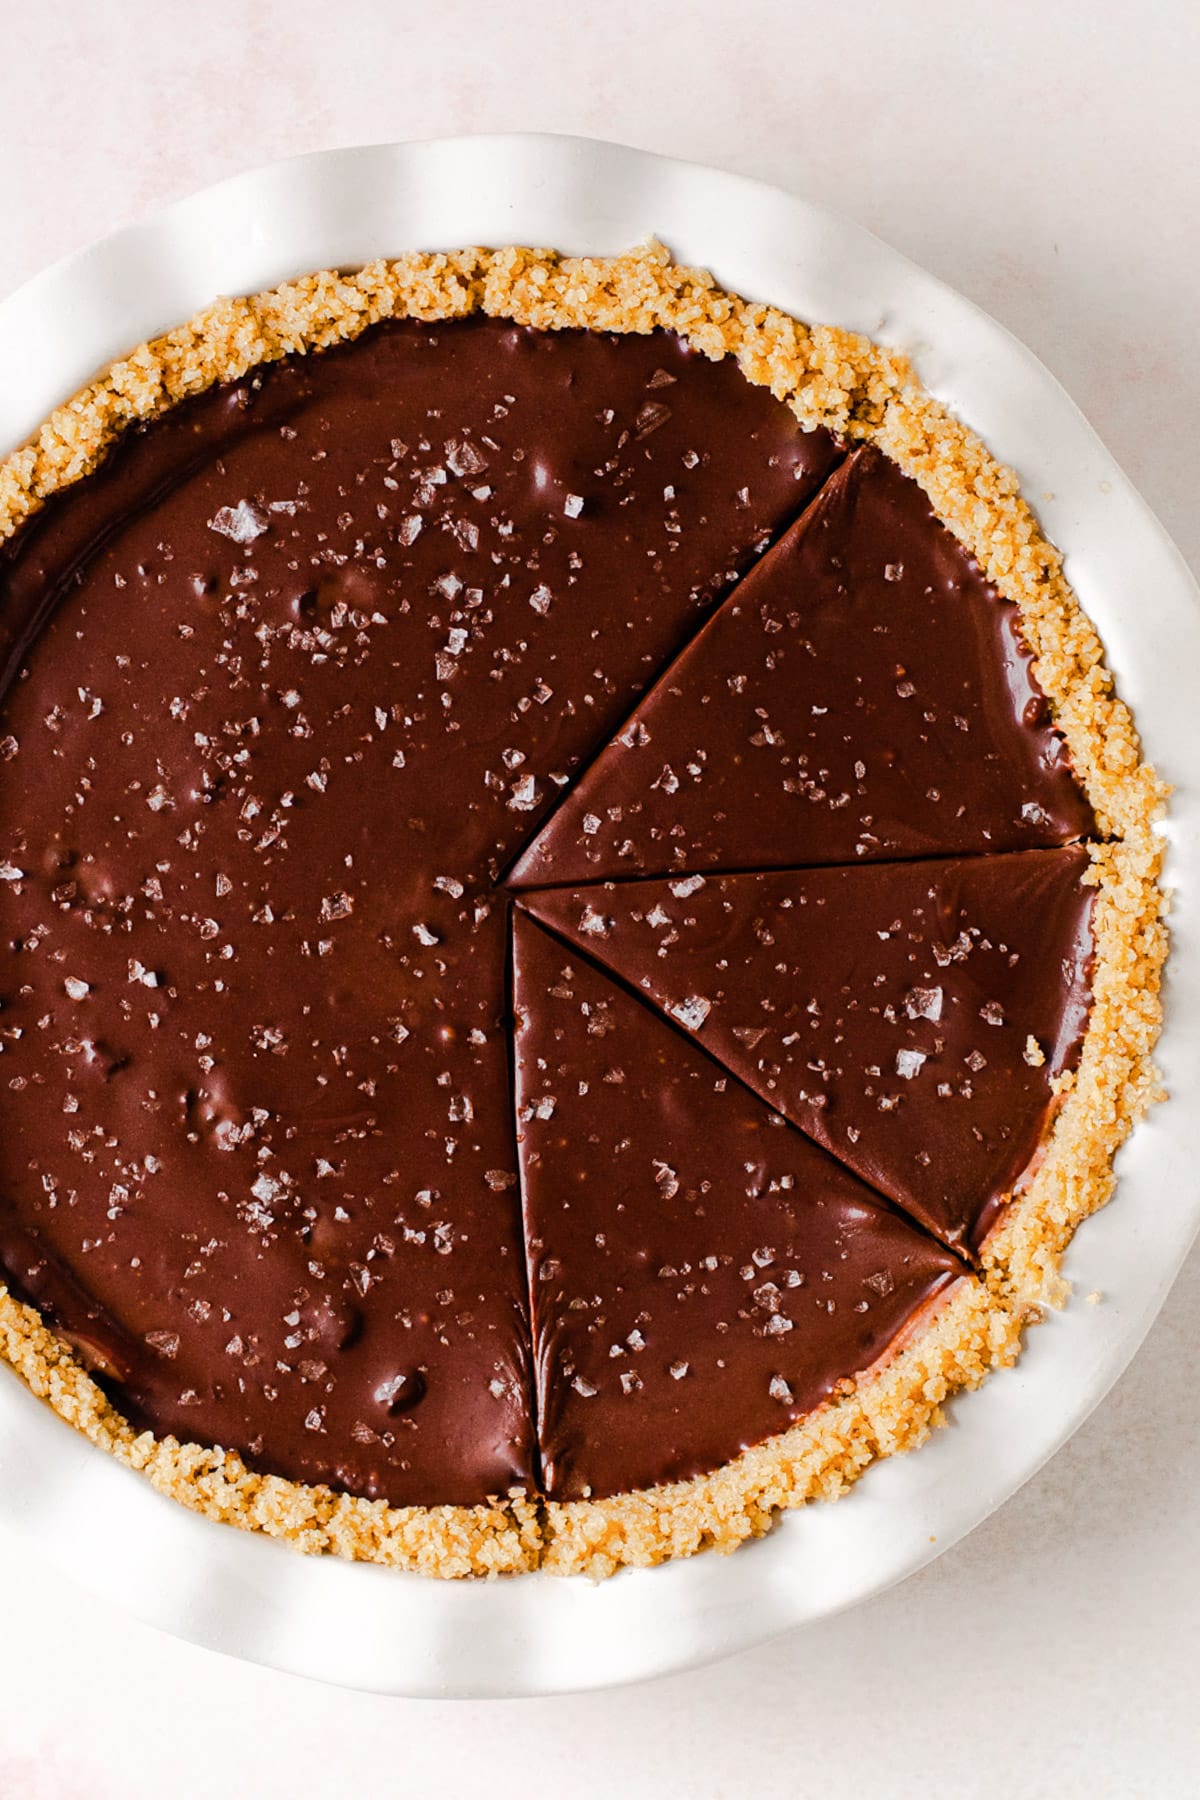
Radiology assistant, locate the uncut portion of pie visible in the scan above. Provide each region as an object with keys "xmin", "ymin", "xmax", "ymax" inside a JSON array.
[{"xmin": 0, "ymin": 246, "xmax": 1165, "ymax": 1578}]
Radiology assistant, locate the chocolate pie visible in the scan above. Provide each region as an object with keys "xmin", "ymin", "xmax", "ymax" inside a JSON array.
[{"xmin": 0, "ymin": 246, "xmax": 1165, "ymax": 1577}]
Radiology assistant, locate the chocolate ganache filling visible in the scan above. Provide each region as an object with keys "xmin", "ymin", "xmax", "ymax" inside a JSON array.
[{"xmin": 0, "ymin": 316, "xmax": 1094, "ymax": 1507}]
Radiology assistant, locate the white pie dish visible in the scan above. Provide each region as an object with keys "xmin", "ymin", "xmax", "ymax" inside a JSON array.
[{"xmin": 0, "ymin": 132, "xmax": 1196, "ymax": 1697}]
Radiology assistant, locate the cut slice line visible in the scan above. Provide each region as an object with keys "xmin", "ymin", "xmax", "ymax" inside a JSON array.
[
  {"xmin": 510, "ymin": 908, "xmax": 964, "ymax": 1501},
  {"xmin": 508, "ymin": 446, "xmax": 1096, "ymax": 891},
  {"xmin": 519, "ymin": 847, "xmax": 1096, "ymax": 1252}
]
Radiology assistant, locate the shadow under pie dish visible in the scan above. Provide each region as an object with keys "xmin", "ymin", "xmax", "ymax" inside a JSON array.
[{"xmin": 0, "ymin": 244, "xmax": 1165, "ymax": 1580}]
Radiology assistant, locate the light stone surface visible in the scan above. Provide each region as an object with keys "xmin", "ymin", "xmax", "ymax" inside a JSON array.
[{"xmin": 0, "ymin": 1, "xmax": 1197, "ymax": 1793}]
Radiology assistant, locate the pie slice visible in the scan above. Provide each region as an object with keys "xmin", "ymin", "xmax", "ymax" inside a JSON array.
[
  {"xmin": 509, "ymin": 446, "xmax": 1095, "ymax": 888},
  {"xmin": 511, "ymin": 910, "xmax": 963, "ymax": 1500},
  {"xmin": 520, "ymin": 848, "xmax": 1095, "ymax": 1251}
]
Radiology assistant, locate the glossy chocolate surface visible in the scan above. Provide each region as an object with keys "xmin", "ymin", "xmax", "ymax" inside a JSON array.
[
  {"xmin": 523, "ymin": 850, "xmax": 1095, "ymax": 1251},
  {"xmin": 0, "ymin": 314, "xmax": 1099, "ymax": 1509},
  {"xmin": 510, "ymin": 447, "xmax": 1095, "ymax": 889},
  {"xmin": 512, "ymin": 911, "xmax": 961, "ymax": 1499},
  {"xmin": 0, "ymin": 318, "xmax": 839, "ymax": 1504}
]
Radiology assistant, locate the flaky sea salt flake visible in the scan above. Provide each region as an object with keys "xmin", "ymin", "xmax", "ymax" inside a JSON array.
[
  {"xmin": 653, "ymin": 1160, "xmax": 680, "ymax": 1199},
  {"xmin": 670, "ymin": 994, "xmax": 711, "ymax": 1031},
  {"xmin": 445, "ymin": 437, "xmax": 488, "ymax": 478},
  {"xmin": 208, "ymin": 499, "xmax": 268, "ymax": 544},
  {"xmin": 507, "ymin": 775, "xmax": 539, "ymax": 811},
  {"xmin": 904, "ymin": 985, "xmax": 943, "ymax": 1023}
]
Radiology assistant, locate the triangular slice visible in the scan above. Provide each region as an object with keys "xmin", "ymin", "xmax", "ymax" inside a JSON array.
[
  {"xmin": 521, "ymin": 848, "xmax": 1094, "ymax": 1251},
  {"xmin": 511, "ymin": 911, "xmax": 963, "ymax": 1501},
  {"xmin": 509, "ymin": 446, "xmax": 1094, "ymax": 887}
]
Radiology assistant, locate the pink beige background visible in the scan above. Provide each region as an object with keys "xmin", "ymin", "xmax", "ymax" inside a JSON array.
[{"xmin": 0, "ymin": 1, "xmax": 1197, "ymax": 1795}]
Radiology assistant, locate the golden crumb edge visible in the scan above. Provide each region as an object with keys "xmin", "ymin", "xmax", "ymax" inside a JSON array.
[{"xmin": 0, "ymin": 242, "xmax": 1166, "ymax": 1579}]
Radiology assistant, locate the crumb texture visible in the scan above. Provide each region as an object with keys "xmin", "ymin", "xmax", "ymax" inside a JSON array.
[{"xmin": 0, "ymin": 244, "xmax": 1165, "ymax": 1577}]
